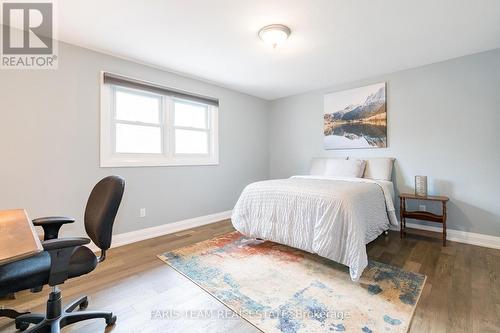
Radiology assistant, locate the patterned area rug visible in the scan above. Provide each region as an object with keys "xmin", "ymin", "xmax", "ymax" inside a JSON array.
[{"xmin": 158, "ymin": 232, "xmax": 425, "ymax": 333}]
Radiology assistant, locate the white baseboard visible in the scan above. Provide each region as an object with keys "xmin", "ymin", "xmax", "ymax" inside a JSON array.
[
  {"xmin": 88, "ymin": 210, "xmax": 232, "ymax": 252},
  {"xmin": 390, "ymin": 222, "xmax": 500, "ymax": 249}
]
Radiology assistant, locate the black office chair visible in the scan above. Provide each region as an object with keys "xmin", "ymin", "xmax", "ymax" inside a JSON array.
[{"xmin": 0, "ymin": 175, "xmax": 125, "ymax": 332}]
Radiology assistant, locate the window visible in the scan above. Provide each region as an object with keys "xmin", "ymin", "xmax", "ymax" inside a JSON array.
[
  {"xmin": 100, "ymin": 72, "xmax": 219, "ymax": 167},
  {"xmin": 173, "ymin": 99, "xmax": 210, "ymax": 155}
]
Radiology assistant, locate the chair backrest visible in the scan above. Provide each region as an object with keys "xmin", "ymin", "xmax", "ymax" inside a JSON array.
[{"xmin": 84, "ymin": 176, "xmax": 125, "ymax": 251}]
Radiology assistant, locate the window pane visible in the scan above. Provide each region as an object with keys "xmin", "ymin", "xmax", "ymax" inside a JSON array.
[
  {"xmin": 175, "ymin": 129, "xmax": 208, "ymax": 154},
  {"xmin": 174, "ymin": 100, "xmax": 207, "ymax": 129},
  {"xmin": 115, "ymin": 89, "xmax": 160, "ymax": 123},
  {"xmin": 116, "ymin": 123, "xmax": 161, "ymax": 153}
]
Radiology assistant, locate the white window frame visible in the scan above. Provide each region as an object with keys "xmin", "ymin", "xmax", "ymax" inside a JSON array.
[{"xmin": 100, "ymin": 73, "xmax": 219, "ymax": 167}]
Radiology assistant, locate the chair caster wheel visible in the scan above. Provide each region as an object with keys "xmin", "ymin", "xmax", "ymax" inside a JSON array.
[
  {"xmin": 15, "ymin": 321, "xmax": 30, "ymax": 331},
  {"xmin": 106, "ymin": 315, "xmax": 117, "ymax": 326},
  {"xmin": 79, "ymin": 299, "xmax": 89, "ymax": 310}
]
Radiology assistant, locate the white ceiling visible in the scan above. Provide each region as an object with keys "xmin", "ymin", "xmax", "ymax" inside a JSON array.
[{"xmin": 58, "ymin": 0, "xmax": 500, "ymax": 100}]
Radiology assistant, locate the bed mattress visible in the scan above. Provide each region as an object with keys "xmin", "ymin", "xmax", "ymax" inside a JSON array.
[{"xmin": 231, "ymin": 175, "xmax": 398, "ymax": 281}]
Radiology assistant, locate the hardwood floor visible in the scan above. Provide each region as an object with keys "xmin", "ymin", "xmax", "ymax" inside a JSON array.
[{"xmin": 1, "ymin": 220, "xmax": 499, "ymax": 333}]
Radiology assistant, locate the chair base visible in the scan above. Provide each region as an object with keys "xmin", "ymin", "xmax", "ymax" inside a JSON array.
[
  {"xmin": 0, "ymin": 308, "xmax": 29, "ymax": 319},
  {"xmin": 15, "ymin": 290, "xmax": 116, "ymax": 333}
]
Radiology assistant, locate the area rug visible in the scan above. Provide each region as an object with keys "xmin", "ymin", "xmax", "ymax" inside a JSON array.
[{"xmin": 158, "ymin": 232, "xmax": 425, "ymax": 333}]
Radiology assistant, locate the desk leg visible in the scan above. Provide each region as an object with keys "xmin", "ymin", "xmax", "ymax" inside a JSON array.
[
  {"xmin": 400, "ymin": 197, "xmax": 404, "ymax": 239},
  {"xmin": 442, "ymin": 201, "xmax": 447, "ymax": 247}
]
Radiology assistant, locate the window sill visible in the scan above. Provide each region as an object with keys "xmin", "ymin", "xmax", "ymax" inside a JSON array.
[{"xmin": 100, "ymin": 156, "xmax": 219, "ymax": 168}]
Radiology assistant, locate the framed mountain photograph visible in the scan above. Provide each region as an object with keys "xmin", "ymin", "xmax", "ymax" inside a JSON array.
[{"xmin": 324, "ymin": 82, "xmax": 387, "ymax": 149}]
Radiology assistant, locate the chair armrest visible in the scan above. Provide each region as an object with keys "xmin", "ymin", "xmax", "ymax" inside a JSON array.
[
  {"xmin": 42, "ymin": 237, "xmax": 90, "ymax": 251},
  {"xmin": 33, "ymin": 216, "xmax": 75, "ymax": 241},
  {"xmin": 33, "ymin": 216, "xmax": 75, "ymax": 225},
  {"xmin": 41, "ymin": 237, "xmax": 90, "ymax": 286}
]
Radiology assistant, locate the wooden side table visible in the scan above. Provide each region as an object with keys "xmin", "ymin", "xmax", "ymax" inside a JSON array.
[
  {"xmin": 399, "ymin": 193, "xmax": 449, "ymax": 246},
  {"xmin": 0, "ymin": 209, "xmax": 43, "ymax": 265}
]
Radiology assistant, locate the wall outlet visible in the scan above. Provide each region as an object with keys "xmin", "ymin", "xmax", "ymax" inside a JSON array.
[
  {"xmin": 140, "ymin": 208, "xmax": 146, "ymax": 218},
  {"xmin": 419, "ymin": 204, "xmax": 426, "ymax": 211}
]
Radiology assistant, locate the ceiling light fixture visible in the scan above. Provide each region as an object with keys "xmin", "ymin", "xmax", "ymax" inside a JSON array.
[{"xmin": 258, "ymin": 24, "xmax": 291, "ymax": 49}]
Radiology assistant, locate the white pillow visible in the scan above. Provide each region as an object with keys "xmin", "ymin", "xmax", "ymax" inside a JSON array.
[
  {"xmin": 323, "ymin": 159, "xmax": 366, "ymax": 178},
  {"xmin": 309, "ymin": 157, "xmax": 347, "ymax": 175},
  {"xmin": 358, "ymin": 157, "xmax": 395, "ymax": 181}
]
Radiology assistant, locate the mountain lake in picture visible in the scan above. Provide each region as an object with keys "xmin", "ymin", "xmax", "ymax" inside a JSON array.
[{"xmin": 324, "ymin": 83, "xmax": 387, "ymax": 149}]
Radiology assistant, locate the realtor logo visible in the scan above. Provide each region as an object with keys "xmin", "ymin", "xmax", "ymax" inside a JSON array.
[{"xmin": 1, "ymin": 0, "xmax": 57, "ymax": 69}]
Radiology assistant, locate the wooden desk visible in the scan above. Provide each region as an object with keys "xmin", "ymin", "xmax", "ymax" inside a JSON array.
[
  {"xmin": 0, "ymin": 209, "xmax": 43, "ymax": 265},
  {"xmin": 399, "ymin": 193, "xmax": 449, "ymax": 246}
]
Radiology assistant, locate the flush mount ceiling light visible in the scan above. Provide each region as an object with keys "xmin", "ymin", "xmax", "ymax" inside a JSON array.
[{"xmin": 258, "ymin": 24, "xmax": 291, "ymax": 49}]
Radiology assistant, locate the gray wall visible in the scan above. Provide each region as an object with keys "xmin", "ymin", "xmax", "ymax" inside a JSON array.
[
  {"xmin": 1, "ymin": 41, "xmax": 499, "ymax": 238},
  {"xmin": 269, "ymin": 49, "xmax": 500, "ymax": 236},
  {"xmin": 0, "ymin": 42, "xmax": 269, "ymax": 237}
]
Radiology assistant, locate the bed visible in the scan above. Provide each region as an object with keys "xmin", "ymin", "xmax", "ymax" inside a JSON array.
[{"xmin": 231, "ymin": 158, "xmax": 398, "ymax": 281}]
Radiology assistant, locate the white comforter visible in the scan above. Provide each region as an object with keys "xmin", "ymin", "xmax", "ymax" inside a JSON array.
[{"xmin": 231, "ymin": 176, "xmax": 398, "ymax": 281}]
